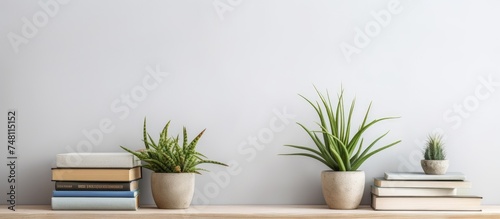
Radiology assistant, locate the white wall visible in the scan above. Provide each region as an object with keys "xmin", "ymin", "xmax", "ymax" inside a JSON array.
[{"xmin": 1, "ymin": 0, "xmax": 500, "ymax": 205}]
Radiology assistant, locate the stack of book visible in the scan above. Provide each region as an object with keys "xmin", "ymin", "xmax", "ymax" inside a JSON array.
[
  {"xmin": 371, "ymin": 172, "xmax": 482, "ymax": 211},
  {"xmin": 51, "ymin": 153, "xmax": 142, "ymax": 210}
]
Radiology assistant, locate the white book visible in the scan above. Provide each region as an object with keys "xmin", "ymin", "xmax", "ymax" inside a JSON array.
[
  {"xmin": 56, "ymin": 153, "xmax": 141, "ymax": 168},
  {"xmin": 384, "ymin": 172, "xmax": 465, "ymax": 181},
  {"xmin": 51, "ymin": 196, "xmax": 138, "ymax": 210},
  {"xmin": 371, "ymin": 185, "xmax": 457, "ymax": 196},
  {"xmin": 371, "ymin": 194, "xmax": 482, "ymax": 211},
  {"xmin": 374, "ymin": 178, "xmax": 472, "ymax": 189}
]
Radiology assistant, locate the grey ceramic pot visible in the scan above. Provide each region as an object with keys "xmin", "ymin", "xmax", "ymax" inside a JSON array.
[
  {"xmin": 151, "ymin": 172, "xmax": 195, "ymax": 209},
  {"xmin": 321, "ymin": 170, "xmax": 365, "ymax": 209}
]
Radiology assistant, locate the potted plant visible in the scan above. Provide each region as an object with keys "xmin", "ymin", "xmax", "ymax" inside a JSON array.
[
  {"xmin": 282, "ymin": 87, "xmax": 401, "ymax": 209},
  {"xmin": 421, "ymin": 134, "xmax": 448, "ymax": 175},
  {"xmin": 121, "ymin": 118, "xmax": 227, "ymax": 209}
]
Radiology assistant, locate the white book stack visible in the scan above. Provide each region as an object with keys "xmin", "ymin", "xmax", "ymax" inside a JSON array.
[{"xmin": 371, "ymin": 172, "xmax": 482, "ymax": 211}]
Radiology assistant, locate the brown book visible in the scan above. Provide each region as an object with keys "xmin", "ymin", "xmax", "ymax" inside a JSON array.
[
  {"xmin": 52, "ymin": 167, "xmax": 141, "ymax": 182},
  {"xmin": 55, "ymin": 180, "xmax": 139, "ymax": 191},
  {"xmin": 374, "ymin": 178, "xmax": 471, "ymax": 189},
  {"xmin": 371, "ymin": 194, "xmax": 482, "ymax": 211}
]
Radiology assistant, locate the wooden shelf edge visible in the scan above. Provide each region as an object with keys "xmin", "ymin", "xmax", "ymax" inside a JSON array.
[{"xmin": 1, "ymin": 205, "xmax": 500, "ymax": 219}]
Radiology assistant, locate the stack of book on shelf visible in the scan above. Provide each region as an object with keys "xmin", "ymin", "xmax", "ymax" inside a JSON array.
[
  {"xmin": 51, "ymin": 153, "xmax": 142, "ymax": 210},
  {"xmin": 371, "ymin": 172, "xmax": 482, "ymax": 211}
]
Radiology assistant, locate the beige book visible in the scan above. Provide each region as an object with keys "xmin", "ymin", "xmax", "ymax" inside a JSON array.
[
  {"xmin": 371, "ymin": 194, "xmax": 482, "ymax": 211},
  {"xmin": 52, "ymin": 166, "xmax": 141, "ymax": 182},
  {"xmin": 371, "ymin": 185, "xmax": 457, "ymax": 196}
]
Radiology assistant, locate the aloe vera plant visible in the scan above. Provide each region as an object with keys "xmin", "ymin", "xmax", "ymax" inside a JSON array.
[
  {"xmin": 282, "ymin": 87, "xmax": 401, "ymax": 171},
  {"xmin": 423, "ymin": 134, "xmax": 446, "ymax": 160},
  {"xmin": 121, "ymin": 118, "xmax": 227, "ymax": 173}
]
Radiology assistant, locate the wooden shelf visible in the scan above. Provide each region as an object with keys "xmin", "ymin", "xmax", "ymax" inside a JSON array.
[{"xmin": 1, "ymin": 205, "xmax": 500, "ymax": 218}]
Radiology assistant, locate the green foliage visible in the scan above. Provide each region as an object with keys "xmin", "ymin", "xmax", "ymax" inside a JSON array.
[
  {"xmin": 282, "ymin": 87, "xmax": 401, "ymax": 171},
  {"xmin": 121, "ymin": 118, "xmax": 227, "ymax": 174},
  {"xmin": 423, "ymin": 134, "xmax": 446, "ymax": 160}
]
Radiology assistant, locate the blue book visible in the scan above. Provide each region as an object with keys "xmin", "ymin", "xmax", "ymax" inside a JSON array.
[
  {"xmin": 52, "ymin": 196, "xmax": 138, "ymax": 210},
  {"xmin": 52, "ymin": 190, "xmax": 138, "ymax": 197}
]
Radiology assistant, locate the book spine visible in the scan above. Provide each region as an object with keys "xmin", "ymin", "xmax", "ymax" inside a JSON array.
[
  {"xmin": 371, "ymin": 194, "xmax": 482, "ymax": 211},
  {"xmin": 374, "ymin": 178, "xmax": 472, "ymax": 188},
  {"xmin": 51, "ymin": 197, "xmax": 138, "ymax": 210},
  {"xmin": 52, "ymin": 190, "xmax": 137, "ymax": 197},
  {"xmin": 51, "ymin": 167, "xmax": 141, "ymax": 181},
  {"xmin": 55, "ymin": 182, "xmax": 131, "ymax": 191},
  {"xmin": 56, "ymin": 154, "xmax": 140, "ymax": 168},
  {"xmin": 371, "ymin": 185, "xmax": 457, "ymax": 196},
  {"xmin": 384, "ymin": 172, "xmax": 465, "ymax": 181}
]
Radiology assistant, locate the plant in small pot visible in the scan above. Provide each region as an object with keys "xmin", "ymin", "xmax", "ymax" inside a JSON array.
[
  {"xmin": 421, "ymin": 134, "xmax": 448, "ymax": 175},
  {"xmin": 282, "ymin": 87, "xmax": 401, "ymax": 209},
  {"xmin": 121, "ymin": 118, "xmax": 227, "ymax": 209}
]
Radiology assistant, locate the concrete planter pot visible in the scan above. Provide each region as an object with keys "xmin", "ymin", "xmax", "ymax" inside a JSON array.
[
  {"xmin": 421, "ymin": 160, "xmax": 449, "ymax": 175},
  {"xmin": 321, "ymin": 170, "xmax": 365, "ymax": 209},
  {"xmin": 151, "ymin": 172, "xmax": 195, "ymax": 209}
]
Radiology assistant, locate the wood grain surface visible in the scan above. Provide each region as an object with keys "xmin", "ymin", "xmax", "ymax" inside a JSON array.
[{"xmin": 1, "ymin": 205, "xmax": 499, "ymax": 219}]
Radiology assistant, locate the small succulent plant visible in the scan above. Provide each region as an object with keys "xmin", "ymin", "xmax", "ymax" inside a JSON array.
[
  {"xmin": 423, "ymin": 134, "xmax": 446, "ymax": 160},
  {"xmin": 121, "ymin": 118, "xmax": 227, "ymax": 173}
]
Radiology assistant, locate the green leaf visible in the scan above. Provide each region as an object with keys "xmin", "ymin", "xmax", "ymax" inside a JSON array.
[
  {"xmin": 143, "ymin": 118, "xmax": 149, "ymax": 149},
  {"xmin": 280, "ymin": 152, "xmax": 334, "ymax": 170},
  {"xmin": 351, "ymin": 140, "xmax": 401, "ymax": 170},
  {"xmin": 282, "ymin": 86, "xmax": 401, "ymax": 171},
  {"xmin": 120, "ymin": 119, "xmax": 226, "ymax": 173}
]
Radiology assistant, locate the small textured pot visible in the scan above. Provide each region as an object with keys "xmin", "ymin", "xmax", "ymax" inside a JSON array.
[
  {"xmin": 421, "ymin": 160, "xmax": 449, "ymax": 175},
  {"xmin": 321, "ymin": 170, "xmax": 365, "ymax": 209},
  {"xmin": 151, "ymin": 172, "xmax": 195, "ymax": 209}
]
